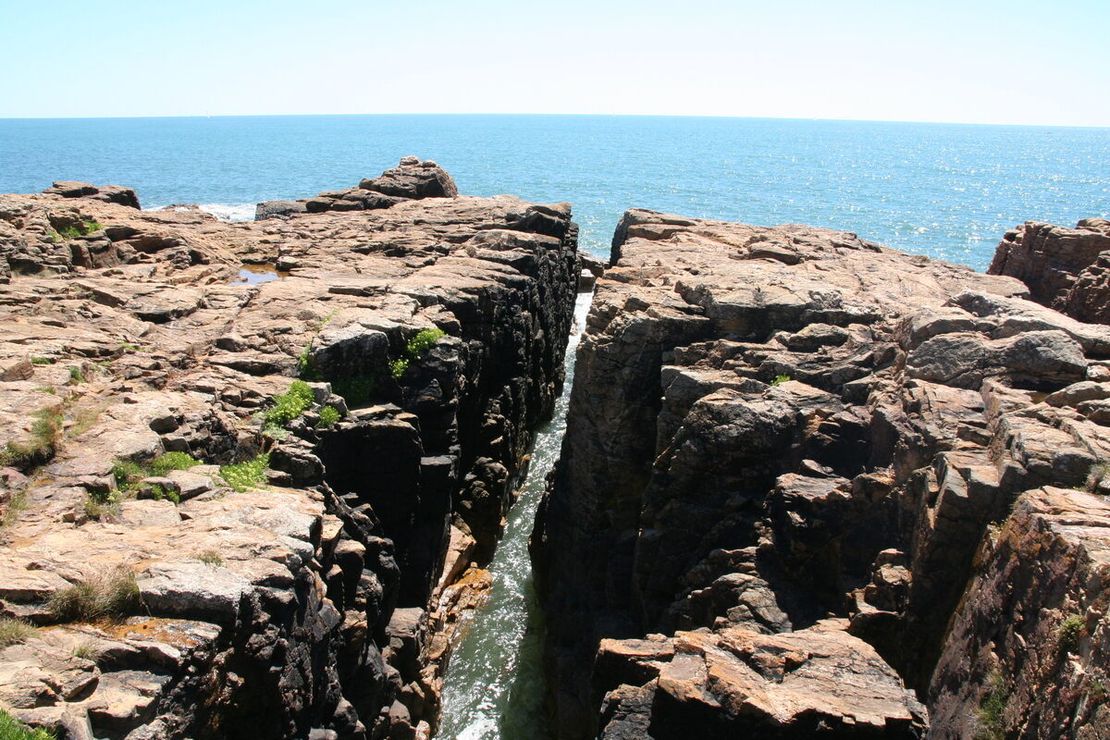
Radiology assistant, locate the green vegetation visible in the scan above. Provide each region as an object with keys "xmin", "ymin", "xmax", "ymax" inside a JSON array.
[
  {"xmin": 1059, "ymin": 614, "xmax": 1085, "ymax": 655},
  {"xmin": 0, "ymin": 406, "xmax": 63, "ymax": 470},
  {"xmin": 47, "ymin": 567, "xmax": 139, "ymax": 623},
  {"xmin": 220, "ymin": 452, "xmax": 270, "ymax": 492},
  {"xmin": 196, "ymin": 549, "xmax": 223, "ymax": 567},
  {"xmin": 56, "ymin": 220, "xmax": 103, "ymax": 239},
  {"xmin": 72, "ymin": 642, "xmax": 100, "ymax": 661},
  {"xmin": 1, "ymin": 491, "xmax": 29, "ymax": 530},
  {"xmin": 406, "ymin": 327, "xmax": 445, "ymax": 356},
  {"xmin": 770, "ymin": 374, "xmax": 792, "ymax": 386},
  {"xmin": 112, "ymin": 452, "xmax": 201, "ymax": 492},
  {"xmin": 388, "ymin": 327, "xmax": 446, "ymax": 381},
  {"xmin": 68, "ymin": 405, "xmax": 102, "ymax": 438},
  {"xmin": 295, "ymin": 310, "xmax": 337, "ymax": 380},
  {"xmin": 146, "ymin": 483, "xmax": 180, "ymax": 505},
  {"xmin": 67, "ymin": 366, "xmax": 85, "ymax": 385},
  {"xmin": 389, "ymin": 358, "xmax": 409, "ymax": 379},
  {"xmin": 29, "ymin": 356, "xmax": 54, "ymax": 366},
  {"xmin": 263, "ymin": 380, "xmax": 315, "ymax": 430},
  {"xmin": 0, "ymin": 618, "xmax": 36, "ymax": 648},
  {"xmin": 148, "ymin": 451, "xmax": 201, "ymax": 476},
  {"xmin": 975, "ymin": 671, "xmax": 1009, "ymax": 740},
  {"xmin": 316, "ymin": 405, "xmax": 341, "ymax": 428},
  {"xmin": 332, "ymin": 374, "xmax": 379, "ymax": 406},
  {"xmin": 0, "ymin": 709, "xmax": 53, "ymax": 740},
  {"xmin": 84, "ymin": 488, "xmax": 121, "ymax": 520}
]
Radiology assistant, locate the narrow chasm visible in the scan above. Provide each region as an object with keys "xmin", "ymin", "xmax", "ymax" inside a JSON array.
[{"xmin": 437, "ymin": 292, "xmax": 592, "ymax": 739}]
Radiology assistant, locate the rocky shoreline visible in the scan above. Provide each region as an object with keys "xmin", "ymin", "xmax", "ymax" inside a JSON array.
[
  {"xmin": 0, "ymin": 159, "xmax": 579, "ymax": 739},
  {"xmin": 533, "ymin": 210, "xmax": 1110, "ymax": 737},
  {"xmin": 2, "ymin": 156, "xmax": 1109, "ymax": 739}
]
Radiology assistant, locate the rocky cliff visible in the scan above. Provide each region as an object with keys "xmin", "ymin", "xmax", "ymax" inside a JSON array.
[
  {"xmin": 0, "ymin": 158, "xmax": 578, "ymax": 739},
  {"xmin": 988, "ymin": 218, "xmax": 1110, "ymax": 325},
  {"xmin": 533, "ymin": 209, "xmax": 1110, "ymax": 738}
]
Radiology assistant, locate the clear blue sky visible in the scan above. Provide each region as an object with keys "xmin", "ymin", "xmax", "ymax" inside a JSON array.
[{"xmin": 1, "ymin": 0, "xmax": 1107, "ymax": 126}]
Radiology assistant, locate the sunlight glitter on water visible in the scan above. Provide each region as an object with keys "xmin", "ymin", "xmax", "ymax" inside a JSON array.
[{"xmin": 437, "ymin": 292, "xmax": 592, "ymax": 740}]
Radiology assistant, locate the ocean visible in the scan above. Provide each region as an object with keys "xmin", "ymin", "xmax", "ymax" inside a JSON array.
[{"xmin": 1, "ymin": 114, "xmax": 1108, "ymax": 269}]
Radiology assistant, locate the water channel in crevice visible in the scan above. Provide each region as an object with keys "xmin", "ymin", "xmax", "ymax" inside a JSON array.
[{"xmin": 436, "ymin": 291, "xmax": 592, "ymax": 739}]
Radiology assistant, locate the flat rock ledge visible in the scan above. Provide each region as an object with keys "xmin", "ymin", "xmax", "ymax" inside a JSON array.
[
  {"xmin": 533, "ymin": 208, "xmax": 1110, "ymax": 738},
  {"xmin": 0, "ymin": 160, "xmax": 578, "ymax": 739}
]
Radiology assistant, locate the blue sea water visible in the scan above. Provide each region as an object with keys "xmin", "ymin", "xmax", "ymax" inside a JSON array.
[{"xmin": 1, "ymin": 114, "xmax": 1108, "ymax": 269}]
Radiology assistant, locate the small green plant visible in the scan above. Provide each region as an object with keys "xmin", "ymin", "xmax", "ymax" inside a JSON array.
[
  {"xmin": 118, "ymin": 343, "xmax": 140, "ymax": 353},
  {"xmin": 111, "ymin": 460, "xmax": 145, "ymax": 491},
  {"xmin": 47, "ymin": 567, "xmax": 140, "ymax": 623},
  {"xmin": 29, "ymin": 356, "xmax": 54, "ymax": 366},
  {"xmin": 148, "ymin": 451, "xmax": 200, "ymax": 476},
  {"xmin": 295, "ymin": 310, "xmax": 337, "ymax": 380},
  {"xmin": 0, "ymin": 709, "xmax": 54, "ymax": 740},
  {"xmin": 72, "ymin": 642, "xmax": 100, "ymax": 661},
  {"xmin": 771, "ymin": 374, "xmax": 792, "ymax": 386},
  {"xmin": 0, "ymin": 617, "xmax": 37, "ymax": 648},
  {"xmin": 220, "ymin": 452, "xmax": 270, "ymax": 492},
  {"xmin": 406, "ymin": 327, "xmax": 445, "ymax": 357},
  {"xmin": 84, "ymin": 488, "xmax": 121, "ymax": 520},
  {"xmin": 316, "ymin": 405, "xmax": 341, "ymax": 428},
  {"xmin": 263, "ymin": 380, "xmax": 316, "ymax": 430},
  {"xmin": 145, "ymin": 483, "xmax": 180, "ymax": 505},
  {"xmin": 36, "ymin": 386, "xmax": 56, "ymax": 395},
  {"xmin": 389, "ymin": 358, "xmax": 409, "ymax": 379},
  {"xmin": 1059, "ymin": 614, "xmax": 1085, "ymax": 655},
  {"xmin": 67, "ymin": 366, "xmax": 85, "ymax": 385},
  {"xmin": 46, "ymin": 227, "xmax": 65, "ymax": 244},
  {"xmin": 196, "ymin": 549, "xmax": 223, "ymax": 567},
  {"xmin": 1, "ymin": 491, "xmax": 29, "ymax": 530},
  {"xmin": 975, "ymin": 670, "xmax": 1009, "ymax": 740},
  {"xmin": 56, "ymin": 220, "xmax": 102, "ymax": 239},
  {"xmin": 0, "ymin": 407, "xmax": 64, "ymax": 470}
]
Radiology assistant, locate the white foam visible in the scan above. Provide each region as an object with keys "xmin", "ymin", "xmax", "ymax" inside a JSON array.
[
  {"xmin": 196, "ymin": 203, "xmax": 256, "ymax": 222},
  {"xmin": 145, "ymin": 203, "xmax": 257, "ymax": 222}
]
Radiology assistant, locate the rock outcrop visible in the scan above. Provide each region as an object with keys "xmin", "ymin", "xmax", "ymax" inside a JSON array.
[
  {"xmin": 255, "ymin": 156, "xmax": 459, "ymax": 220},
  {"xmin": 533, "ymin": 209, "xmax": 1110, "ymax": 737},
  {"xmin": 0, "ymin": 160, "xmax": 578, "ymax": 738},
  {"xmin": 988, "ymin": 218, "xmax": 1110, "ymax": 325}
]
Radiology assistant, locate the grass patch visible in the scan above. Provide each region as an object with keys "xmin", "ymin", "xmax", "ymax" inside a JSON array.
[
  {"xmin": 771, "ymin": 374, "xmax": 792, "ymax": 386},
  {"xmin": 67, "ymin": 366, "xmax": 84, "ymax": 385},
  {"xmin": 263, "ymin": 380, "xmax": 315, "ymax": 430},
  {"xmin": 148, "ymin": 451, "xmax": 200, "ymax": 477},
  {"xmin": 84, "ymin": 489, "xmax": 121, "ymax": 520},
  {"xmin": 111, "ymin": 460, "xmax": 145, "ymax": 490},
  {"xmin": 72, "ymin": 642, "xmax": 100, "ymax": 661},
  {"xmin": 56, "ymin": 220, "xmax": 102, "ymax": 239},
  {"xmin": 0, "ymin": 709, "xmax": 53, "ymax": 740},
  {"xmin": 220, "ymin": 452, "xmax": 270, "ymax": 492},
  {"xmin": 316, "ymin": 405, "xmax": 341, "ymax": 428},
  {"xmin": 146, "ymin": 483, "xmax": 180, "ymax": 505},
  {"xmin": 975, "ymin": 670, "xmax": 1009, "ymax": 740},
  {"xmin": 47, "ymin": 567, "xmax": 139, "ymax": 623},
  {"xmin": 0, "ymin": 617, "xmax": 37, "ymax": 648},
  {"xmin": 29, "ymin": 356, "xmax": 54, "ymax": 366},
  {"xmin": 196, "ymin": 549, "xmax": 223, "ymax": 567},
  {"xmin": 1059, "ymin": 614, "xmax": 1085, "ymax": 655},
  {"xmin": 0, "ymin": 406, "xmax": 63, "ymax": 471},
  {"xmin": 1, "ymin": 491, "xmax": 29, "ymax": 530}
]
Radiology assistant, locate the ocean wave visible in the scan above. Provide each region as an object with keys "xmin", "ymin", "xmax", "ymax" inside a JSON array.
[{"xmin": 145, "ymin": 203, "xmax": 256, "ymax": 222}]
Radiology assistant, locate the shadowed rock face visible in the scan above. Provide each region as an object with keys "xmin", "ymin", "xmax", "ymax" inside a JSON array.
[
  {"xmin": 533, "ymin": 208, "xmax": 1110, "ymax": 738},
  {"xmin": 988, "ymin": 218, "xmax": 1110, "ymax": 325},
  {"xmin": 0, "ymin": 163, "xmax": 577, "ymax": 738}
]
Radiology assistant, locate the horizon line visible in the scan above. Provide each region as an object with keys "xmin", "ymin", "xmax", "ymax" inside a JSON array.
[{"xmin": 2, "ymin": 111, "xmax": 1109, "ymax": 131}]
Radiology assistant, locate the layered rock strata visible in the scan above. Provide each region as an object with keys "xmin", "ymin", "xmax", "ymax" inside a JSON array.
[
  {"xmin": 533, "ymin": 209, "xmax": 1110, "ymax": 738},
  {"xmin": 989, "ymin": 218, "xmax": 1110, "ymax": 325},
  {"xmin": 0, "ymin": 160, "xmax": 578, "ymax": 739},
  {"xmin": 255, "ymin": 157, "xmax": 459, "ymax": 221}
]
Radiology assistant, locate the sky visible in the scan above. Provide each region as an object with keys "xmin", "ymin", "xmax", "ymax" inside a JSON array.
[{"xmin": 1, "ymin": 0, "xmax": 1107, "ymax": 126}]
